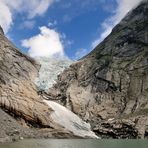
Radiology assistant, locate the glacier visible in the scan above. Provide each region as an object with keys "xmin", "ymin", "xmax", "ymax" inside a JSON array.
[
  {"xmin": 35, "ymin": 56, "xmax": 72, "ymax": 91},
  {"xmin": 35, "ymin": 57, "xmax": 98, "ymax": 138}
]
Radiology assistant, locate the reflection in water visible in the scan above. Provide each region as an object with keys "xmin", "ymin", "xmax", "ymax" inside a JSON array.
[{"xmin": 0, "ymin": 139, "xmax": 148, "ymax": 148}]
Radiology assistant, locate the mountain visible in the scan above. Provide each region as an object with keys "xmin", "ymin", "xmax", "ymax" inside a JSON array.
[
  {"xmin": 0, "ymin": 0, "xmax": 147, "ymax": 142},
  {"xmin": 47, "ymin": 0, "xmax": 148, "ymax": 138},
  {"xmin": 35, "ymin": 56, "xmax": 72, "ymax": 91},
  {"xmin": 0, "ymin": 26, "xmax": 97, "ymax": 142},
  {"xmin": 0, "ymin": 25, "xmax": 67, "ymax": 142}
]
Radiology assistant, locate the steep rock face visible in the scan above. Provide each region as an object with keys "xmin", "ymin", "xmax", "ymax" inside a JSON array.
[
  {"xmin": 0, "ymin": 30, "xmax": 54, "ymax": 127},
  {"xmin": 48, "ymin": 1, "xmax": 148, "ymax": 138}
]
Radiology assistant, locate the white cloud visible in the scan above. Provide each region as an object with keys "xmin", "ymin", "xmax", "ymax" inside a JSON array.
[
  {"xmin": 19, "ymin": 20, "xmax": 36, "ymax": 29},
  {"xmin": 75, "ymin": 48, "xmax": 88, "ymax": 60},
  {"xmin": 0, "ymin": 0, "xmax": 56, "ymax": 33},
  {"xmin": 25, "ymin": 0, "xmax": 55, "ymax": 19},
  {"xmin": 92, "ymin": 0, "xmax": 143, "ymax": 48},
  {"xmin": 4, "ymin": 0, "xmax": 55, "ymax": 18},
  {"xmin": 0, "ymin": 1, "xmax": 13, "ymax": 33},
  {"xmin": 48, "ymin": 20, "xmax": 57, "ymax": 27},
  {"xmin": 21, "ymin": 26, "xmax": 64, "ymax": 58},
  {"xmin": 61, "ymin": 3, "xmax": 72, "ymax": 9}
]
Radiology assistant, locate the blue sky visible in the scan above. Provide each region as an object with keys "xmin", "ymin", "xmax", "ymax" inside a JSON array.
[{"xmin": 0, "ymin": 0, "xmax": 142, "ymax": 60}]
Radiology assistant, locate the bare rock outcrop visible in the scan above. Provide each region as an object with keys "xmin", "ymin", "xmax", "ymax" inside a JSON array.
[{"xmin": 48, "ymin": 0, "xmax": 148, "ymax": 138}]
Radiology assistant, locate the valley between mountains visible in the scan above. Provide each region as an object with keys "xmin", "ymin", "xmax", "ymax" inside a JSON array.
[{"xmin": 0, "ymin": 0, "xmax": 148, "ymax": 142}]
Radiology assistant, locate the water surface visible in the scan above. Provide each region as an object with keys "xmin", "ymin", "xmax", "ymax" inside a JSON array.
[{"xmin": 0, "ymin": 139, "xmax": 148, "ymax": 148}]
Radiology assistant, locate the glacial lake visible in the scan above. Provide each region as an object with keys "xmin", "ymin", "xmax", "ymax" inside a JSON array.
[{"xmin": 0, "ymin": 139, "xmax": 148, "ymax": 148}]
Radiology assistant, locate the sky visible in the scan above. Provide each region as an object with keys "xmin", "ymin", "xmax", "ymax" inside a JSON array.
[{"xmin": 0, "ymin": 0, "xmax": 143, "ymax": 60}]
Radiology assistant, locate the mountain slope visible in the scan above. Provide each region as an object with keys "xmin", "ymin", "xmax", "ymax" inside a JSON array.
[{"xmin": 48, "ymin": 0, "xmax": 148, "ymax": 138}]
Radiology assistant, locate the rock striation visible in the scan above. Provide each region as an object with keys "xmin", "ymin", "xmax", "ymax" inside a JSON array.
[{"xmin": 48, "ymin": 0, "xmax": 148, "ymax": 138}]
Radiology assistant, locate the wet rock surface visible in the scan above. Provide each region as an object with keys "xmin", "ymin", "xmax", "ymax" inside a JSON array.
[{"xmin": 48, "ymin": 1, "xmax": 148, "ymax": 139}]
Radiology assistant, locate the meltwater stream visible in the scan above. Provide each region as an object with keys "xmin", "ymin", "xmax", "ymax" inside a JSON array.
[{"xmin": 0, "ymin": 139, "xmax": 147, "ymax": 148}]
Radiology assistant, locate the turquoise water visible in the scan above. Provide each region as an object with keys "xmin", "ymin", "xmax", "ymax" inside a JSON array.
[{"xmin": 0, "ymin": 139, "xmax": 148, "ymax": 148}]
